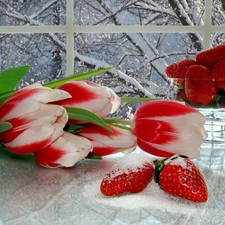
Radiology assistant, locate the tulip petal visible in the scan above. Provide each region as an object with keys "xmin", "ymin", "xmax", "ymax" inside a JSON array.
[
  {"xmin": 132, "ymin": 100, "xmax": 199, "ymax": 121},
  {"xmin": 78, "ymin": 124, "xmax": 137, "ymax": 156},
  {"xmin": 0, "ymin": 83, "xmax": 71, "ymax": 121},
  {"xmin": 132, "ymin": 100, "xmax": 207, "ymax": 158},
  {"xmin": 3, "ymin": 104, "xmax": 67, "ymax": 132},
  {"xmin": 56, "ymin": 81, "xmax": 121, "ymax": 118},
  {"xmin": 134, "ymin": 118, "xmax": 206, "ymax": 158},
  {"xmin": 34, "ymin": 132, "xmax": 93, "ymax": 168},
  {"xmin": 133, "ymin": 119, "xmax": 177, "ymax": 145},
  {"xmin": 2, "ymin": 123, "xmax": 64, "ymax": 154}
]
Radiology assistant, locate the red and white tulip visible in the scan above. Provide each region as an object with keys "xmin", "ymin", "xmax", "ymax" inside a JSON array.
[
  {"xmin": 55, "ymin": 80, "xmax": 121, "ymax": 120},
  {"xmin": 78, "ymin": 124, "xmax": 137, "ymax": 156},
  {"xmin": 131, "ymin": 100, "xmax": 207, "ymax": 158},
  {"xmin": 0, "ymin": 83, "xmax": 71, "ymax": 154},
  {"xmin": 34, "ymin": 132, "xmax": 93, "ymax": 168}
]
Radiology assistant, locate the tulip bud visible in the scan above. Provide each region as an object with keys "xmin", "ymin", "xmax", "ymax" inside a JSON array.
[
  {"xmin": 131, "ymin": 100, "xmax": 207, "ymax": 158},
  {"xmin": 55, "ymin": 81, "xmax": 121, "ymax": 119},
  {"xmin": 0, "ymin": 83, "xmax": 71, "ymax": 154},
  {"xmin": 77, "ymin": 124, "xmax": 137, "ymax": 156},
  {"xmin": 34, "ymin": 132, "xmax": 93, "ymax": 168}
]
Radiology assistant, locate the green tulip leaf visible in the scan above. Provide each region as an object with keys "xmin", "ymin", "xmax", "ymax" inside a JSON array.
[
  {"xmin": 43, "ymin": 67, "xmax": 112, "ymax": 89},
  {"xmin": 65, "ymin": 107, "xmax": 112, "ymax": 132},
  {"xmin": 0, "ymin": 122, "xmax": 12, "ymax": 133},
  {"xmin": 0, "ymin": 65, "xmax": 30, "ymax": 94},
  {"xmin": 0, "ymin": 90, "xmax": 16, "ymax": 105},
  {"xmin": 1, "ymin": 148, "xmax": 34, "ymax": 160}
]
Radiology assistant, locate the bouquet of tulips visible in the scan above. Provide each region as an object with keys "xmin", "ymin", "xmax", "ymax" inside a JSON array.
[{"xmin": 0, "ymin": 65, "xmax": 207, "ymax": 168}]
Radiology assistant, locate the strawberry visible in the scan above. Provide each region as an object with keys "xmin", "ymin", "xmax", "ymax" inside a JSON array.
[
  {"xmin": 185, "ymin": 65, "xmax": 217, "ymax": 106},
  {"xmin": 165, "ymin": 58, "xmax": 197, "ymax": 86},
  {"xmin": 100, "ymin": 153, "xmax": 154, "ymax": 196},
  {"xmin": 210, "ymin": 59, "xmax": 225, "ymax": 91},
  {"xmin": 175, "ymin": 89, "xmax": 187, "ymax": 101},
  {"xmin": 196, "ymin": 44, "xmax": 225, "ymax": 68},
  {"xmin": 154, "ymin": 156, "xmax": 208, "ymax": 203}
]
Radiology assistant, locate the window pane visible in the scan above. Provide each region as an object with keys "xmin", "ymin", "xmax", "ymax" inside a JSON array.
[
  {"xmin": 212, "ymin": 0, "xmax": 225, "ymax": 25},
  {"xmin": 74, "ymin": 32, "xmax": 202, "ymax": 118},
  {"xmin": 0, "ymin": 0, "xmax": 66, "ymax": 26},
  {"xmin": 212, "ymin": 33, "xmax": 225, "ymax": 45},
  {"xmin": 0, "ymin": 33, "xmax": 66, "ymax": 88},
  {"xmin": 74, "ymin": 0, "xmax": 205, "ymax": 26}
]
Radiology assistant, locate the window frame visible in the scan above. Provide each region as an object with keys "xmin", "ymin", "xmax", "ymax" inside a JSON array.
[{"xmin": 0, "ymin": 0, "xmax": 221, "ymax": 76}]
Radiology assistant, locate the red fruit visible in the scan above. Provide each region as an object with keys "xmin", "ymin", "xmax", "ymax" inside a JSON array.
[
  {"xmin": 175, "ymin": 89, "xmax": 187, "ymax": 101},
  {"xmin": 165, "ymin": 58, "xmax": 197, "ymax": 86},
  {"xmin": 196, "ymin": 44, "xmax": 225, "ymax": 68},
  {"xmin": 210, "ymin": 59, "xmax": 225, "ymax": 91},
  {"xmin": 185, "ymin": 65, "xmax": 217, "ymax": 106},
  {"xmin": 100, "ymin": 153, "xmax": 154, "ymax": 196},
  {"xmin": 154, "ymin": 156, "xmax": 208, "ymax": 203}
]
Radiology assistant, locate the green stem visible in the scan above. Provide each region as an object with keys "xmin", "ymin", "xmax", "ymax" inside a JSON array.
[
  {"xmin": 86, "ymin": 154, "xmax": 102, "ymax": 160},
  {"xmin": 121, "ymin": 97, "xmax": 157, "ymax": 103},
  {"xmin": 104, "ymin": 118, "xmax": 132, "ymax": 125},
  {"xmin": 104, "ymin": 118, "xmax": 132, "ymax": 131}
]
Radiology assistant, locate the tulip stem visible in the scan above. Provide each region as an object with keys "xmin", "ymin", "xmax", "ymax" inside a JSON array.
[
  {"xmin": 86, "ymin": 154, "xmax": 102, "ymax": 160},
  {"xmin": 104, "ymin": 118, "xmax": 132, "ymax": 131},
  {"xmin": 121, "ymin": 97, "xmax": 156, "ymax": 103},
  {"xmin": 104, "ymin": 118, "xmax": 132, "ymax": 126}
]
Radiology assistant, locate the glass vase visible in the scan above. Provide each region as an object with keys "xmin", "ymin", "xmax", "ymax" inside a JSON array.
[
  {"xmin": 195, "ymin": 108, "xmax": 225, "ymax": 170},
  {"xmin": 168, "ymin": 78, "xmax": 225, "ymax": 170}
]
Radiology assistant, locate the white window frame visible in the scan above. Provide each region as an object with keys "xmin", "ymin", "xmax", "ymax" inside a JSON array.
[{"xmin": 0, "ymin": 0, "xmax": 222, "ymax": 76}]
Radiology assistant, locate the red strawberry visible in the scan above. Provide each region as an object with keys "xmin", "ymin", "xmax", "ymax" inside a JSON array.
[
  {"xmin": 154, "ymin": 156, "xmax": 208, "ymax": 203},
  {"xmin": 175, "ymin": 89, "xmax": 187, "ymax": 101},
  {"xmin": 196, "ymin": 44, "xmax": 225, "ymax": 68},
  {"xmin": 100, "ymin": 153, "xmax": 154, "ymax": 196},
  {"xmin": 210, "ymin": 59, "xmax": 225, "ymax": 91},
  {"xmin": 185, "ymin": 65, "xmax": 217, "ymax": 106},
  {"xmin": 165, "ymin": 58, "xmax": 197, "ymax": 86}
]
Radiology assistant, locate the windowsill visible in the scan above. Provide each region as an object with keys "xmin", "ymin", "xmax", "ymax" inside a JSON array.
[{"xmin": 0, "ymin": 147, "xmax": 223, "ymax": 225}]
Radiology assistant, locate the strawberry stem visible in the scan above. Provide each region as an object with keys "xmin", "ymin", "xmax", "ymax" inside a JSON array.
[
  {"xmin": 153, "ymin": 158, "xmax": 168, "ymax": 184},
  {"xmin": 153, "ymin": 154, "xmax": 185, "ymax": 184}
]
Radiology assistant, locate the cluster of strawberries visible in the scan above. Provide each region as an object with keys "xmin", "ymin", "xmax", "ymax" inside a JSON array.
[
  {"xmin": 165, "ymin": 44, "xmax": 225, "ymax": 107},
  {"xmin": 100, "ymin": 154, "xmax": 208, "ymax": 203}
]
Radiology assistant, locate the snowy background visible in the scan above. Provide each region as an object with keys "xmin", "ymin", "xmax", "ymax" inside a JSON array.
[{"xmin": 0, "ymin": 0, "xmax": 224, "ymax": 118}]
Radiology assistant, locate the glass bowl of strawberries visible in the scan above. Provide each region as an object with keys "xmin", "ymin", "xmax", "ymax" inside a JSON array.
[
  {"xmin": 165, "ymin": 44, "xmax": 225, "ymax": 108},
  {"xmin": 165, "ymin": 44, "xmax": 225, "ymax": 168}
]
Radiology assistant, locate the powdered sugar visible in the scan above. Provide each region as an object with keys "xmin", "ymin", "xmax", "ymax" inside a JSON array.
[
  {"xmin": 81, "ymin": 153, "xmax": 206, "ymax": 214},
  {"xmin": 164, "ymin": 155, "xmax": 188, "ymax": 169},
  {"xmin": 82, "ymin": 177, "xmax": 200, "ymax": 214},
  {"xmin": 105, "ymin": 152, "xmax": 154, "ymax": 178}
]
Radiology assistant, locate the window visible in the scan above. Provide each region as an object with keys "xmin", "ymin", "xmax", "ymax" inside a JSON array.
[{"xmin": 0, "ymin": 0, "xmax": 223, "ymax": 117}]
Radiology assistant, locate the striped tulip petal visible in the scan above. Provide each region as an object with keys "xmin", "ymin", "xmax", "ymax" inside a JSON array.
[
  {"xmin": 34, "ymin": 132, "xmax": 93, "ymax": 168},
  {"xmin": 78, "ymin": 124, "xmax": 137, "ymax": 156},
  {"xmin": 0, "ymin": 83, "xmax": 71, "ymax": 155},
  {"xmin": 0, "ymin": 83, "xmax": 71, "ymax": 121},
  {"xmin": 132, "ymin": 100, "xmax": 207, "ymax": 158},
  {"xmin": 55, "ymin": 81, "xmax": 121, "ymax": 118},
  {"xmin": 2, "ymin": 123, "xmax": 65, "ymax": 154}
]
